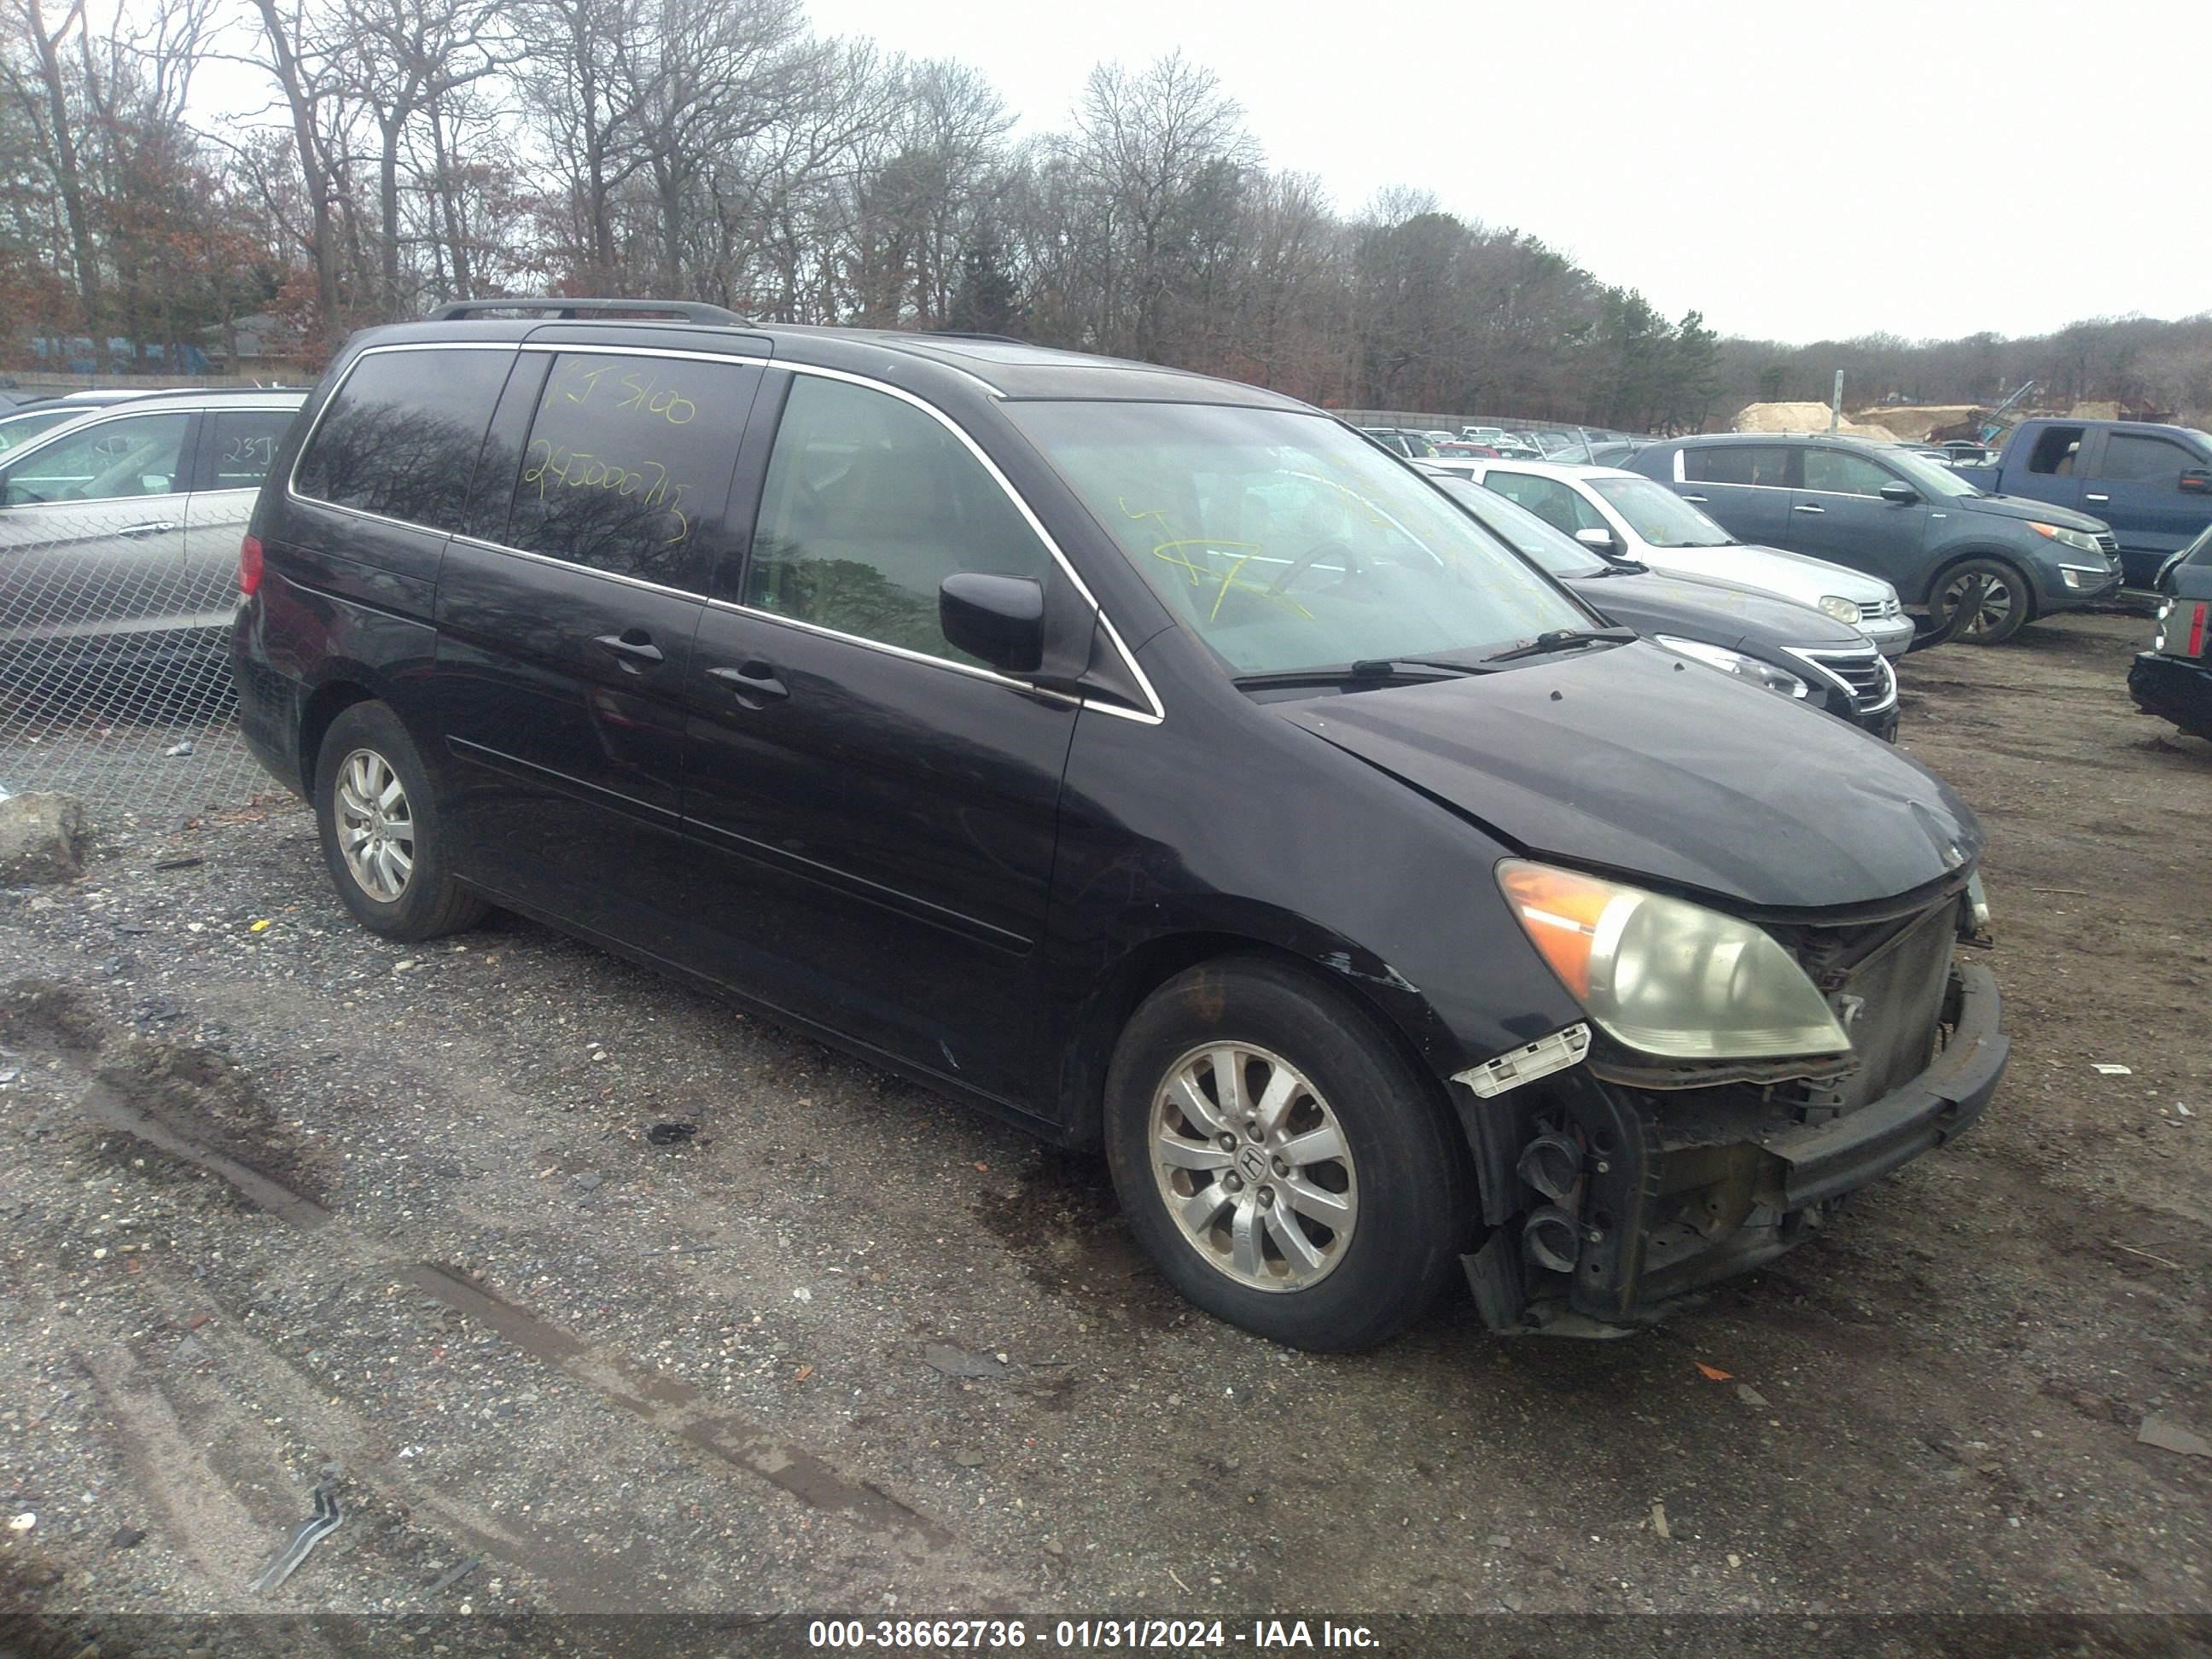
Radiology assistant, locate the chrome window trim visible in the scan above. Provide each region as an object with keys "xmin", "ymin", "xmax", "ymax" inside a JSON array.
[
  {"xmin": 282, "ymin": 341, "xmax": 1166, "ymax": 725},
  {"xmin": 517, "ymin": 341, "xmax": 771, "ymax": 370}
]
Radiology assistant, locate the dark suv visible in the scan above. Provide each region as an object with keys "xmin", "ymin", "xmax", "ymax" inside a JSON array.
[
  {"xmin": 232, "ymin": 300, "xmax": 2007, "ymax": 1350},
  {"xmin": 1624, "ymin": 434, "xmax": 2122, "ymax": 644}
]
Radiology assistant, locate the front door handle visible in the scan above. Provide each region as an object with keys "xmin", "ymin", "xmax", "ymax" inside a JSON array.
[
  {"xmin": 707, "ymin": 662, "xmax": 789, "ymax": 704},
  {"xmin": 592, "ymin": 629, "xmax": 665, "ymax": 667},
  {"xmin": 1793, "ymin": 503, "xmax": 1827, "ymax": 515},
  {"xmin": 117, "ymin": 520, "xmax": 178, "ymax": 538},
  {"xmin": 1679, "ymin": 493, "xmax": 1708, "ymax": 503},
  {"xmin": 2084, "ymin": 492, "xmax": 2110, "ymax": 504}
]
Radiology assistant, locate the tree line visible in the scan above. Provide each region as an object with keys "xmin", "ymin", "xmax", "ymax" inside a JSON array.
[{"xmin": 3, "ymin": 0, "xmax": 2205, "ymax": 429}]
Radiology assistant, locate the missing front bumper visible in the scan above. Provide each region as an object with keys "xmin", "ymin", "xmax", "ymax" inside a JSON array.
[{"xmin": 1460, "ymin": 961, "xmax": 2007, "ymax": 1333}]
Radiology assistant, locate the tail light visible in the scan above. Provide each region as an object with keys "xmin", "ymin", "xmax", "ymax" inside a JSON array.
[
  {"xmin": 239, "ymin": 533, "xmax": 264, "ymax": 596},
  {"xmin": 2189, "ymin": 602, "xmax": 2208, "ymax": 658}
]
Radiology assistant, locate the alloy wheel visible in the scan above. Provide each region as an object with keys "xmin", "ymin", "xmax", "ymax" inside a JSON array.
[
  {"xmin": 334, "ymin": 747, "xmax": 415, "ymax": 902},
  {"xmin": 1149, "ymin": 1043, "xmax": 1358, "ymax": 1291},
  {"xmin": 1940, "ymin": 570, "xmax": 2015, "ymax": 641}
]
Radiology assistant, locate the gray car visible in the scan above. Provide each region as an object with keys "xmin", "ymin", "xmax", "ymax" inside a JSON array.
[
  {"xmin": 1624, "ymin": 434, "xmax": 2123, "ymax": 645},
  {"xmin": 0, "ymin": 388, "xmax": 306, "ymax": 696}
]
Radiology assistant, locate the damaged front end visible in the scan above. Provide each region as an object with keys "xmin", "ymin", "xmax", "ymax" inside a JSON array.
[{"xmin": 1453, "ymin": 879, "xmax": 2007, "ymax": 1336}]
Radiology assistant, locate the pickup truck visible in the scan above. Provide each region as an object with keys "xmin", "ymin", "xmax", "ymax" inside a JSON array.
[{"xmin": 1952, "ymin": 418, "xmax": 2212, "ymax": 591}]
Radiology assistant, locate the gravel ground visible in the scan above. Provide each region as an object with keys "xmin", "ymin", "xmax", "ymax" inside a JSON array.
[{"xmin": 0, "ymin": 609, "xmax": 2206, "ymax": 1655}]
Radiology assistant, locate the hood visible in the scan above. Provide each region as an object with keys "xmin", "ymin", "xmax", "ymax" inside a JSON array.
[
  {"xmin": 1962, "ymin": 493, "xmax": 2110, "ymax": 534},
  {"xmin": 1571, "ymin": 566, "xmax": 1866, "ymax": 650},
  {"xmin": 1642, "ymin": 542, "xmax": 1893, "ymax": 607},
  {"xmin": 1278, "ymin": 642, "xmax": 1981, "ymax": 911}
]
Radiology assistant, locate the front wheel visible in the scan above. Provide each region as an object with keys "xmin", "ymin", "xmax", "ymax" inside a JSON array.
[
  {"xmin": 314, "ymin": 701, "xmax": 487, "ymax": 941},
  {"xmin": 1930, "ymin": 558, "xmax": 2031, "ymax": 645},
  {"xmin": 1103, "ymin": 957, "xmax": 1470, "ymax": 1350}
]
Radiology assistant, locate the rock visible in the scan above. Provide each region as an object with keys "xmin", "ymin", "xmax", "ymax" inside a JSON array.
[
  {"xmin": 574, "ymin": 1173, "xmax": 603, "ymax": 1191},
  {"xmin": 1737, "ymin": 1383, "xmax": 1770, "ymax": 1407},
  {"xmin": 1043, "ymin": 1539, "xmax": 1064, "ymax": 1557},
  {"xmin": 923, "ymin": 1343, "xmax": 999, "ymax": 1380},
  {"xmin": 0, "ymin": 794, "xmax": 90, "ymax": 885},
  {"xmin": 108, "ymin": 1525, "xmax": 146, "ymax": 1551},
  {"xmin": 952, "ymin": 1448, "xmax": 984, "ymax": 1468},
  {"xmin": 2137, "ymin": 1416, "xmax": 2212, "ymax": 1458}
]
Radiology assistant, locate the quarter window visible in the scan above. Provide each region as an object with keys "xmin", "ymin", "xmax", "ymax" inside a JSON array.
[
  {"xmin": 2098, "ymin": 433, "xmax": 2193, "ymax": 485},
  {"xmin": 745, "ymin": 375, "xmax": 1054, "ymax": 663},
  {"xmin": 504, "ymin": 352, "xmax": 756, "ymax": 585},
  {"xmin": 1684, "ymin": 445, "xmax": 1795, "ymax": 488},
  {"xmin": 0, "ymin": 412, "xmax": 190, "ymax": 506},
  {"xmin": 294, "ymin": 348, "xmax": 511, "ymax": 532},
  {"xmin": 1802, "ymin": 449, "xmax": 1895, "ymax": 498},
  {"xmin": 208, "ymin": 410, "xmax": 295, "ymax": 492}
]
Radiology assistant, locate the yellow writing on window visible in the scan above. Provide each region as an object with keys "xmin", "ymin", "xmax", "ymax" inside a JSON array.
[{"xmin": 522, "ymin": 439, "xmax": 691, "ymax": 544}]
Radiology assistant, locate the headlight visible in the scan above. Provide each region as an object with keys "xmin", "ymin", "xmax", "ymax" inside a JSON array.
[
  {"xmin": 1497, "ymin": 860, "xmax": 1852, "ymax": 1060},
  {"xmin": 1817, "ymin": 595, "xmax": 1861, "ymax": 625},
  {"xmin": 2029, "ymin": 522, "xmax": 2104, "ymax": 554},
  {"xmin": 1652, "ymin": 635, "xmax": 1809, "ymax": 698}
]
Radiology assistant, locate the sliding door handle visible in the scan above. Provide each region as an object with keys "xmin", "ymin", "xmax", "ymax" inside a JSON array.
[{"xmin": 707, "ymin": 662, "xmax": 789, "ymax": 704}]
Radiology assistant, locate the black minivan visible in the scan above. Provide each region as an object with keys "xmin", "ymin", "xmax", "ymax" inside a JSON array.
[{"xmin": 233, "ymin": 300, "xmax": 2008, "ymax": 1350}]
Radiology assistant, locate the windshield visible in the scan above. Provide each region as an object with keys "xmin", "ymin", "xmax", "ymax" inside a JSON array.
[
  {"xmin": 1587, "ymin": 475, "xmax": 1738, "ymax": 547},
  {"xmin": 1427, "ymin": 472, "xmax": 1610, "ymax": 577},
  {"xmin": 0, "ymin": 409, "xmax": 79, "ymax": 454},
  {"xmin": 1881, "ymin": 446, "xmax": 1982, "ymax": 498},
  {"xmin": 1004, "ymin": 402, "xmax": 1591, "ymax": 676}
]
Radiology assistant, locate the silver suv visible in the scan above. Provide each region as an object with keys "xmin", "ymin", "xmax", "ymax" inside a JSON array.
[{"xmin": 0, "ymin": 387, "xmax": 306, "ymax": 677}]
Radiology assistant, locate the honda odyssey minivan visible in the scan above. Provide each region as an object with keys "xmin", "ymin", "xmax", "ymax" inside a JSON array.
[{"xmin": 232, "ymin": 300, "xmax": 2008, "ymax": 1350}]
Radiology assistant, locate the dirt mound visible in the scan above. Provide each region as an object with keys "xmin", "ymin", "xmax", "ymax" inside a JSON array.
[
  {"xmin": 1848, "ymin": 404, "xmax": 1983, "ymax": 442},
  {"xmin": 1732, "ymin": 401, "xmax": 1899, "ymax": 441}
]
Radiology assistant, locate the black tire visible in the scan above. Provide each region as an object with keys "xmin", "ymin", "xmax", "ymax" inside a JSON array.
[
  {"xmin": 313, "ymin": 701, "xmax": 486, "ymax": 941},
  {"xmin": 1930, "ymin": 556, "xmax": 2031, "ymax": 645},
  {"xmin": 1103, "ymin": 955, "xmax": 1470, "ymax": 1351}
]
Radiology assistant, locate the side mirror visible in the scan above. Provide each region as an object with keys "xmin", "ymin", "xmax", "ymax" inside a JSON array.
[
  {"xmin": 1574, "ymin": 527, "xmax": 1618, "ymax": 553},
  {"xmin": 2180, "ymin": 470, "xmax": 2209, "ymax": 495},
  {"xmin": 940, "ymin": 573, "xmax": 1045, "ymax": 674},
  {"xmin": 1878, "ymin": 480, "xmax": 1920, "ymax": 505}
]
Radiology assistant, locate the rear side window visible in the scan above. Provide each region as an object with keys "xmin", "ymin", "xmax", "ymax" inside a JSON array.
[
  {"xmin": 503, "ymin": 352, "xmax": 757, "ymax": 586},
  {"xmin": 294, "ymin": 347, "xmax": 511, "ymax": 531},
  {"xmin": 208, "ymin": 409, "xmax": 295, "ymax": 492},
  {"xmin": 2026, "ymin": 426, "xmax": 2083, "ymax": 475},
  {"xmin": 1802, "ymin": 449, "xmax": 1895, "ymax": 497},
  {"xmin": 745, "ymin": 374, "xmax": 1053, "ymax": 663},
  {"xmin": 1684, "ymin": 445, "xmax": 1795, "ymax": 487},
  {"xmin": 2098, "ymin": 433, "xmax": 2193, "ymax": 485}
]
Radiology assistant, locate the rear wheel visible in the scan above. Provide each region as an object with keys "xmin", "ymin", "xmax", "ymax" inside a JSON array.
[
  {"xmin": 1103, "ymin": 956, "xmax": 1469, "ymax": 1350},
  {"xmin": 1930, "ymin": 557, "xmax": 2031, "ymax": 645},
  {"xmin": 313, "ymin": 701, "xmax": 486, "ymax": 940}
]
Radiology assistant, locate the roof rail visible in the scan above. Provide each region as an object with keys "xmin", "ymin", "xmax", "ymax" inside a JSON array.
[
  {"xmin": 923, "ymin": 330, "xmax": 1027, "ymax": 344},
  {"xmin": 423, "ymin": 298, "xmax": 749, "ymax": 325}
]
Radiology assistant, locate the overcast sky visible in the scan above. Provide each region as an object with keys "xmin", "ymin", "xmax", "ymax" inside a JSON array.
[{"xmin": 803, "ymin": 0, "xmax": 2210, "ymax": 346}]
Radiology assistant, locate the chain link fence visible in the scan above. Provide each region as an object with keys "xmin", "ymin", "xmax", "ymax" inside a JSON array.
[{"xmin": 1, "ymin": 499, "xmax": 267, "ymax": 825}]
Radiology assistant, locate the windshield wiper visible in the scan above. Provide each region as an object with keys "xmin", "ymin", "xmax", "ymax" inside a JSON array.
[
  {"xmin": 1231, "ymin": 657, "xmax": 1487, "ymax": 690},
  {"xmin": 1480, "ymin": 626, "xmax": 1637, "ymax": 664}
]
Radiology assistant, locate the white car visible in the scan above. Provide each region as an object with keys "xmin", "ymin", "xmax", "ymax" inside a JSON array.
[{"xmin": 1457, "ymin": 459, "xmax": 1916, "ymax": 657}]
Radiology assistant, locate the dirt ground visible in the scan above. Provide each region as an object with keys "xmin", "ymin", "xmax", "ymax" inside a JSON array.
[{"xmin": 0, "ymin": 608, "xmax": 2206, "ymax": 1655}]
